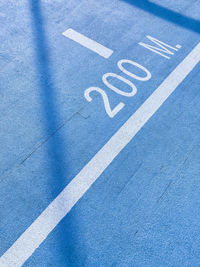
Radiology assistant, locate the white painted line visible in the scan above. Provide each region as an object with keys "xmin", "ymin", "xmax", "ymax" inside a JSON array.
[
  {"xmin": 1, "ymin": 43, "xmax": 200, "ymax": 267},
  {"xmin": 62, "ymin": 28, "xmax": 113, "ymax": 58}
]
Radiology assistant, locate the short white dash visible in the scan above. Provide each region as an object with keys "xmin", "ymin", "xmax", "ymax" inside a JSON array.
[
  {"xmin": 62, "ymin": 28, "xmax": 113, "ymax": 58},
  {"xmin": 176, "ymin": 44, "xmax": 182, "ymax": 49},
  {"xmin": 1, "ymin": 43, "xmax": 200, "ymax": 267}
]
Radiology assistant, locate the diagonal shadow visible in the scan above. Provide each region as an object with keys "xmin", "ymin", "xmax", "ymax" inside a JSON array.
[
  {"xmin": 29, "ymin": 0, "xmax": 66, "ymax": 195},
  {"xmin": 122, "ymin": 0, "xmax": 200, "ymax": 34},
  {"xmin": 29, "ymin": 0, "xmax": 82, "ymax": 264}
]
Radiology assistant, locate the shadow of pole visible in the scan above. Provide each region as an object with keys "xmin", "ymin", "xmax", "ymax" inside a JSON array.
[
  {"xmin": 29, "ymin": 0, "xmax": 81, "ymax": 264},
  {"xmin": 122, "ymin": 0, "xmax": 200, "ymax": 34},
  {"xmin": 29, "ymin": 0, "xmax": 66, "ymax": 195}
]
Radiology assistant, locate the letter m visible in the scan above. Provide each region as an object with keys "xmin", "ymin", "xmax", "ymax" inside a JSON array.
[{"xmin": 139, "ymin": 35, "xmax": 179, "ymax": 59}]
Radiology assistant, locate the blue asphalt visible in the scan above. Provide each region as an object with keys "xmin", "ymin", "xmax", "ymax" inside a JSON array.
[{"xmin": 1, "ymin": 0, "xmax": 200, "ymax": 266}]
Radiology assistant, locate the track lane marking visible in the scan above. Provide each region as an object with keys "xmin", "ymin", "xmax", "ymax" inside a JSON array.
[
  {"xmin": 62, "ymin": 28, "xmax": 114, "ymax": 58},
  {"xmin": 1, "ymin": 43, "xmax": 200, "ymax": 267}
]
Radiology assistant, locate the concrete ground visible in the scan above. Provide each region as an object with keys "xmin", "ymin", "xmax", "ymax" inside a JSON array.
[{"xmin": 0, "ymin": 0, "xmax": 200, "ymax": 266}]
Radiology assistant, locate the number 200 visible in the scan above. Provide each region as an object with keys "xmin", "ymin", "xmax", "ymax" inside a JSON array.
[{"xmin": 84, "ymin": 59, "xmax": 151, "ymax": 118}]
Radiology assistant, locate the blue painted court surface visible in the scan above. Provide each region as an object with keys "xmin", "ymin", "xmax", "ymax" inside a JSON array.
[{"xmin": 1, "ymin": 0, "xmax": 200, "ymax": 266}]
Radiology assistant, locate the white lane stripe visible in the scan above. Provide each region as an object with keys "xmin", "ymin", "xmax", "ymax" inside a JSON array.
[
  {"xmin": 62, "ymin": 28, "xmax": 113, "ymax": 58},
  {"xmin": 1, "ymin": 43, "xmax": 200, "ymax": 267}
]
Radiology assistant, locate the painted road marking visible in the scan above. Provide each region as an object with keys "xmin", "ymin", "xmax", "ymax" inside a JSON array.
[
  {"xmin": 1, "ymin": 43, "xmax": 200, "ymax": 267},
  {"xmin": 138, "ymin": 35, "xmax": 181, "ymax": 59},
  {"xmin": 62, "ymin": 28, "xmax": 114, "ymax": 59}
]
